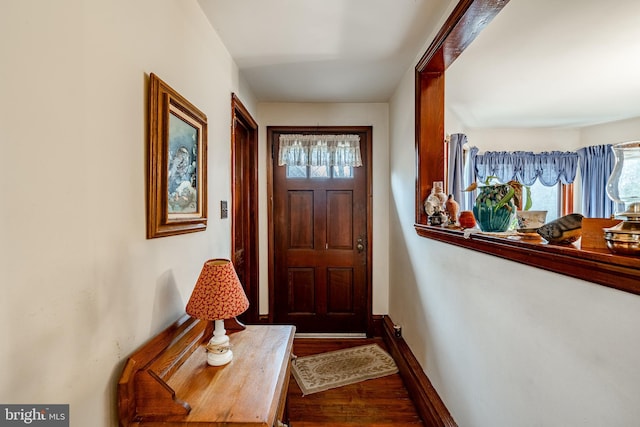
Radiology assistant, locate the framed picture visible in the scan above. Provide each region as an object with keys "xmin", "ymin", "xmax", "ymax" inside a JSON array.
[{"xmin": 147, "ymin": 73, "xmax": 208, "ymax": 238}]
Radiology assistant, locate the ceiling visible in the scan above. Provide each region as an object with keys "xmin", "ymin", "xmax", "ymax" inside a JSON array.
[
  {"xmin": 199, "ymin": 0, "xmax": 640, "ymax": 129},
  {"xmin": 197, "ymin": 0, "xmax": 450, "ymax": 103},
  {"xmin": 446, "ymin": 0, "xmax": 640, "ymax": 129}
]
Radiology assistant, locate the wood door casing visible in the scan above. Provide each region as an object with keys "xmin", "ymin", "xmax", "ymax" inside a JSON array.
[
  {"xmin": 268, "ymin": 127, "xmax": 372, "ymax": 334},
  {"xmin": 231, "ymin": 94, "xmax": 259, "ymax": 323}
]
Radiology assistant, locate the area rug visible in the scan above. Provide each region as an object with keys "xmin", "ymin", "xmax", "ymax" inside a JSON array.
[{"xmin": 291, "ymin": 344, "xmax": 398, "ymax": 395}]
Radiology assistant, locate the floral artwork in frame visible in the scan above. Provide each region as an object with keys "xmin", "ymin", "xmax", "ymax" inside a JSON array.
[{"xmin": 147, "ymin": 73, "xmax": 208, "ymax": 238}]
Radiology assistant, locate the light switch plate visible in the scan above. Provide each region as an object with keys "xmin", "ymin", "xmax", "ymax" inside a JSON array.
[{"xmin": 220, "ymin": 201, "xmax": 228, "ymax": 219}]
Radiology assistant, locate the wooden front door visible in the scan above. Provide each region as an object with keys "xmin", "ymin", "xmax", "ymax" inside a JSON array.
[{"xmin": 269, "ymin": 127, "xmax": 372, "ymax": 334}]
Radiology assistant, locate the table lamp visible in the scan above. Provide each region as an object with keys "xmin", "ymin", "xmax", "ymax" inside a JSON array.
[{"xmin": 186, "ymin": 258, "xmax": 250, "ymax": 366}]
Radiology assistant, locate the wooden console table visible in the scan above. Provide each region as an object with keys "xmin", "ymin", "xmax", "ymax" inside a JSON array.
[{"xmin": 118, "ymin": 315, "xmax": 295, "ymax": 426}]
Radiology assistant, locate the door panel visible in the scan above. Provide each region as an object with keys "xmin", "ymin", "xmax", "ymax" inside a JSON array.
[
  {"xmin": 288, "ymin": 191, "xmax": 314, "ymax": 248},
  {"xmin": 288, "ymin": 268, "xmax": 315, "ymax": 314},
  {"xmin": 271, "ymin": 128, "xmax": 371, "ymax": 334},
  {"xmin": 327, "ymin": 268, "xmax": 354, "ymax": 313},
  {"xmin": 327, "ymin": 191, "xmax": 353, "ymax": 249}
]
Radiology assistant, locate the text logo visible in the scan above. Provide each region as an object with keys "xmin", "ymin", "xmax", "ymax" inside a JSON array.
[{"xmin": 0, "ymin": 405, "xmax": 68, "ymax": 426}]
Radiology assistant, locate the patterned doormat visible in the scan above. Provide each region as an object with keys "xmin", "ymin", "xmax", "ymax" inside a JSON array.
[{"xmin": 291, "ymin": 344, "xmax": 399, "ymax": 395}]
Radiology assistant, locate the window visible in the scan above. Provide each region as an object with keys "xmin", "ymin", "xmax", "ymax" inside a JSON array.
[
  {"xmin": 527, "ymin": 180, "xmax": 561, "ymax": 222},
  {"xmin": 456, "ymin": 144, "xmax": 573, "ymax": 220},
  {"xmin": 286, "ymin": 165, "xmax": 354, "ymax": 179}
]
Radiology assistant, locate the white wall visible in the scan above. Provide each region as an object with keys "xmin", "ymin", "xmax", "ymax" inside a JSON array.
[
  {"xmin": 447, "ymin": 109, "xmax": 640, "ymax": 152},
  {"xmin": 389, "ymin": 17, "xmax": 640, "ymax": 427},
  {"xmin": 256, "ymin": 103, "xmax": 390, "ymax": 315},
  {"xmin": 581, "ymin": 116, "xmax": 640, "ymax": 147},
  {"xmin": 446, "ymin": 108, "xmax": 583, "ymax": 151},
  {"xmin": 461, "ymin": 127, "xmax": 583, "ymax": 152},
  {"xmin": 0, "ymin": 0, "xmax": 253, "ymax": 425}
]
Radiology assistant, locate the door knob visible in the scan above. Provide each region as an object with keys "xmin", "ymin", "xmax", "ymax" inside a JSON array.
[{"xmin": 356, "ymin": 238, "xmax": 365, "ymax": 253}]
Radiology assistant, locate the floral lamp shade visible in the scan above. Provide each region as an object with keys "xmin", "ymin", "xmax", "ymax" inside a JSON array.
[{"xmin": 186, "ymin": 259, "xmax": 249, "ymax": 321}]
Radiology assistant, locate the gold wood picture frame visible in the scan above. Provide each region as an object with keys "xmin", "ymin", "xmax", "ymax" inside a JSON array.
[{"xmin": 147, "ymin": 73, "xmax": 208, "ymax": 238}]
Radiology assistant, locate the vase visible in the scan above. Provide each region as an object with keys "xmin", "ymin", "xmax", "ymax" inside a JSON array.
[
  {"xmin": 472, "ymin": 184, "xmax": 515, "ymax": 232},
  {"xmin": 458, "ymin": 210, "xmax": 476, "ymax": 228}
]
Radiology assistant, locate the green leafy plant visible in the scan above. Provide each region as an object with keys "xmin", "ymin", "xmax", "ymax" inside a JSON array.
[
  {"xmin": 465, "ymin": 176, "xmax": 531, "ymax": 212},
  {"xmin": 466, "ymin": 176, "xmax": 533, "ymax": 232}
]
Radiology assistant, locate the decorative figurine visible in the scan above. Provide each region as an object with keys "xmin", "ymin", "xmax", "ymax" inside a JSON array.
[
  {"xmin": 445, "ymin": 194, "xmax": 460, "ymax": 225},
  {"xmin": 536, "ymin": 213, "xmax": 584, "ymax": 244},
  {"xmin": 424, "ymin": 181, "xmax": 448, "ymax": 216},
  {"xmin": 428, "ymin": 205, "xmax": 446, "ymax": 226}
]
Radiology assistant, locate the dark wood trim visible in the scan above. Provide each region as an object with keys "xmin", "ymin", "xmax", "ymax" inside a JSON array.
[
  {"xmin": 415, "ymin": 0, "xmax": 508, "ymax": 225},
  {"xmin": 266, "ymin": 128, "xmax": 275, "ymax": 324},
  {"xmin": 382, "ymin": 316, "xmax": 457, "ymax": 427},
  {"xmin": 414, "ymin": 0, "xmax": 640, "ymax": 297},
  {"xmin": 231, "ymin": 93, "xmax": 260, "ymax": 323},
  {"xmin": 364, "ymin": 127, "xmax": 375, "ymax": 338},
  {"xmin": 266, "ymin": 126, "xmax": 374, "ymax": 336},
  {"xmin": 416, "ymin": 0, "xmax": 509, "ymax": 73},
  {"xmin": 231, "ymin": 93, "xmax": 258, "ymax": 129},
  {"xmin": 370, "ymin": 314, "xmax": 385, "ymax": 338},
  {"xmin": 562, "ymin": 183, "xmax": 574, "ymax": 216},
  {"xmin": 415, "ymin": 70, "xmax": 445, "ymax": 225}
]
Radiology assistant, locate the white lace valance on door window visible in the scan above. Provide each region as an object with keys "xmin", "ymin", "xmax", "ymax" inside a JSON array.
[{"xmin": 278, "ymin": 134, "xmax": 362, "ymax": 167}]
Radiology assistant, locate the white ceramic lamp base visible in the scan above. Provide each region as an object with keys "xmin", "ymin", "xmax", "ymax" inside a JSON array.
[{"xmin": 206, "ymin": 319, "xmax": 233, "ymax": 366}]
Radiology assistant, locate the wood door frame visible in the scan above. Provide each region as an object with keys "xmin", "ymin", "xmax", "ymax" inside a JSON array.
[
  {"xmin": 231, "ymin": 93, "xmax": 259, "ymax": 323},
  {"xmin": 267, "ymin": 126, "xmax": 374, "ymax": 335}
]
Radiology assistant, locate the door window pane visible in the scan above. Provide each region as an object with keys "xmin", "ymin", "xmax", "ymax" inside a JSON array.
[
  {"xmin": 286, "ymin": 165, "xmax": 307, "ymax": 178},
  {"xmin": 310, "ymin": 165, "xmax": 329, "ymax": 178},
  {"xmin": 333, "ymin": 166, "xmax": 353, "ymax": 178},
  {"xmin": 285, "ymin": 165, "xmax": 354, "ymax": 179}
]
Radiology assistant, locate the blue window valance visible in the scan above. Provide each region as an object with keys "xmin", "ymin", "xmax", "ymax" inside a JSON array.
[{"xmin": 470, "ymin": 149, "xmax": 579, "ymax": 186}]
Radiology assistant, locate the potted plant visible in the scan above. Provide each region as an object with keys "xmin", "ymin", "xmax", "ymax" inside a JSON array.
[{"xmin": 466, "ymin": 176, "xmax": 531, "ymax": 232}]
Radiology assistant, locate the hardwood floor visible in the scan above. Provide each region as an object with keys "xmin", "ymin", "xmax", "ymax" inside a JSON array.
[{"xmin": 287, "ymin": 337, "xmax": 424, "ymax": 426}]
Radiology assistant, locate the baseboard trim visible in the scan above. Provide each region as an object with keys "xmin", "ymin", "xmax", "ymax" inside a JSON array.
[
  {"xmin": 382, "ymin": 316, "xmax": 457, "ymax": 427},
  {"xmin": 370, "ymin": 314, "xmax": 384, "ymax": 337}
]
